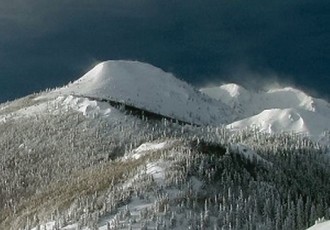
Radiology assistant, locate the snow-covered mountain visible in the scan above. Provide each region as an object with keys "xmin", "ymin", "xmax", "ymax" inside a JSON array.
[
  {"xmin": 46, "ymin": 60, "xmax": 234, "ymax": 125},
  {"xmin": 201, "ymin": 83, "xmax": 330, "ymax": 139},
  {"xmin": 5, "ymin": 61, "xmax": 329, "ymax": 139},
  {"xmin": 1, "ymin": 60, "xmax": 330, "ymax": 230}
]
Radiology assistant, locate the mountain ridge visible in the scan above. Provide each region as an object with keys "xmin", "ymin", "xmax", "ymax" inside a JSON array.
[
  {"xmin": 0, "ymin": 60, "xmax": 330, "ymax": 230},
  {"xmin": 201, "ymin": 83, "xmax": 330, "ymax": 139},
  {"xmin": 1, "ymin": 60, "xmax": 329, "ymax": 140}
]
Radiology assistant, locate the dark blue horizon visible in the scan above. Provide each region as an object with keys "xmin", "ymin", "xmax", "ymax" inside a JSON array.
[{"xmin": 0, "ymin": 0, "xmax": 329, "ymax": 102}]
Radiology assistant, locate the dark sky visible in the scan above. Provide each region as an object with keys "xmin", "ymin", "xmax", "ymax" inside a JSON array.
[{"xmin": 0, "ymin": 0, "xmax": 329, "ymax": 102}]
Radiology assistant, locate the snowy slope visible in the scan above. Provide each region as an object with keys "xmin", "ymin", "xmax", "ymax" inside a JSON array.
[
  {"xmin": 0, "ymin": 94, "xmax": 122, "ymax": 123},
  {"xmin": 201, "ymin": 84, "xmax": 330, "ymax": 138},
  {"xmin": 307, "ymin": 220, "xmax": 330, "ymax": 230},
  {"xmin": 29, "ymin": 140, "xmax": 204, "ymax": 230},
  {"xmin": 227, "ymin": 108, "xmax": 330, "ymax": 137},
  {"xmin": 50, "ymin": 60, "xmax": 234, "ymax": 125},
  {"xmin": 200, "ymin": 83, "xmax": 251, "ymax": 115}
]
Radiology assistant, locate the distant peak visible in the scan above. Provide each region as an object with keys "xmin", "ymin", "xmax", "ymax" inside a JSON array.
[{"xmin": 200, "ymin": 83, "xmax": 250, "ymax": 103}]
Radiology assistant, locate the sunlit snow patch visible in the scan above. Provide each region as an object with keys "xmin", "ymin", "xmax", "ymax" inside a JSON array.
[{"xmin": 128, "ymin": 141, "xmax": 169, "ymax": 160}]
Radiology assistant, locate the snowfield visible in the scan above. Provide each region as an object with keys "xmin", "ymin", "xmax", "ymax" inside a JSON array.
[
  {"xmin": 227, "ymin": 108, "xmax": 330, "ymax": 138},
  {"xmin": 201, "ymin": 84, "xmax": 329, "ymax": 116},
  {"xmin": 202, "ymin": 83, "xmax": 330, "ymax": 139}
]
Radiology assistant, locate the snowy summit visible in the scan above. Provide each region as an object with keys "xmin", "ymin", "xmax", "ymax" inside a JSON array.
[{"xmin": 56, "ymin": 60, "xmax": 233, "ymax": 125}]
